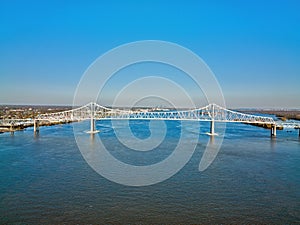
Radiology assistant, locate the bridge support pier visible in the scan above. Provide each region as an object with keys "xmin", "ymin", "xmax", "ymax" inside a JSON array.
[
  {"xmin": 10, "ymin": 125, "xmax": 14, "ymax": 136},
  {"xmin": 210, "ymin": 120, "xmax": 214, "ymax": 134},
  {"xmin": 86, "ymin": 103, "xmax": 99, "ymax": 134},
  {"xmin": 90, "ymin": 117, "xmax": 96, "ymax": 133},
  {"xmin": 34, "ymin": 119, "xmax": 39, "ymax": 134},
  {"xmin": 271, "ymin": 124, "xmax": 276, "ymax": 137},
  {"xmin": 208, "ymin": 120, "xmax": 217, "ymax": 136},
  {"xmin": 87, "ymin": 117, "xmax": 99, "ymax": 134}
]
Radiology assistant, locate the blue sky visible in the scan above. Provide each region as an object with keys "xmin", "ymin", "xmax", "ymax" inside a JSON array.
[{"xmin": 1, "ymin": 0, "xmax": 300, "ymax": 108}]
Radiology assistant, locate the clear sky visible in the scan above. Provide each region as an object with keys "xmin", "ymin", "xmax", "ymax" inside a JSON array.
[{"xmin": 1, "ymin": 0, "xmax": 299, "ymax": 108}]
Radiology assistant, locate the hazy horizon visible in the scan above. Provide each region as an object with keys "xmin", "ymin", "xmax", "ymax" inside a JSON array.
[{"xmin": 1, "ymin": 102, "xmax": 300, "ymax": 111}]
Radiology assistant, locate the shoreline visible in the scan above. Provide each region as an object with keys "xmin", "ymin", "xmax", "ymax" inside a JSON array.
[
  {"xmin": 238, "ymin": 109, "xmax": 300, "ymax": 121},
  {"xmin": 0, "ymin": 120, "xmax": 75, "ymax": 134}
]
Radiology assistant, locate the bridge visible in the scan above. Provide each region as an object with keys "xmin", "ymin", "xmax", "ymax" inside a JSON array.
[{"xmin": 1, "ymin": 102, "xmax": 300, "ymax": 137}]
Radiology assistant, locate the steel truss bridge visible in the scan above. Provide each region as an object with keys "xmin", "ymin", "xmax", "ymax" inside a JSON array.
[{"xmin": 1, "ymin": 102, "xmax": 300, "ymax": 137}]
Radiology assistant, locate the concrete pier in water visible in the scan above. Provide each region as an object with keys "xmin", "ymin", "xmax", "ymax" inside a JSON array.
[
  {"xmin": 271, "ymin": 124, "xmax": 277, "ymax": 137},
  {"xmin": 34, "ymin": 120, "xmax": 39, "ymax": 134},
  {"xmin": 90, "ymin": 117, "xmax": 96, "ymax": 133},
  {"xmin": 209, "ymin": 120, "xmax": 217, "ymax": 136}
]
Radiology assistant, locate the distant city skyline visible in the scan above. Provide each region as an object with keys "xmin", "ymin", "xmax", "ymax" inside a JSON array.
[{"xmin": 1, "ymin": 1, "xmax": 300, "ymax": 108}]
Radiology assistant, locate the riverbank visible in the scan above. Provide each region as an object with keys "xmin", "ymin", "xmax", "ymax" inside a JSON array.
[
  {"xmin": 0, "ymin": 105, "xmax": 73, "ymax": 120},
  {"xmin": 239, "ymin": 109, "xmax": 300, "ymax": 121},
  {"xmin": 0, "ymin": 105, "xmax": 74, "ymax": 134},
  {"xmin": 0, "ymin": 120, "xmax": 75, "ymax": 134}
]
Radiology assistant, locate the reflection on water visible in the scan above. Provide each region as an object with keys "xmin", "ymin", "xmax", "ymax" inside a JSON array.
[
  {"xmin": 210, "ymin": 135, "xmax": 215, "ymax": 144},
  {"xmin": 270, "ymin": 136, "xmax": 276, "ymax": 150},
  {"xmin": 0, "ymin": 120, "xmax": 299, "ymax": 224}
]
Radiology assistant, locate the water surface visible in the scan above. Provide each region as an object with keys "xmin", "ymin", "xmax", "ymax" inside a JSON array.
[{"xmin": 0, "ymin": 120, "xmax": 299, "ymax": 224}]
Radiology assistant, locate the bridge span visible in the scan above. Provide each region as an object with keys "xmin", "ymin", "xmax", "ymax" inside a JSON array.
[{"xmin": 1, "ymin": 102, "xmax": 300, "ymax": 137}]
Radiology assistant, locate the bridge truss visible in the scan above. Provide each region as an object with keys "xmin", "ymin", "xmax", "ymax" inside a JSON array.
[{"xmin": 35, "ymin": 102, "xmax": 275, "ymax": 123}]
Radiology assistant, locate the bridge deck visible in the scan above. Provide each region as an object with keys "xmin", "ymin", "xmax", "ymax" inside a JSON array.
[{"xmin": 1, "ymin": 103, "xmax": 300, "ymax": 131}]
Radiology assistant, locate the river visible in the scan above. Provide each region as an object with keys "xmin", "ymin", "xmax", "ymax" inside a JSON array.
[{"xmin": 0, "ymin": 119, "xmax": 299, "ymax": 224}]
